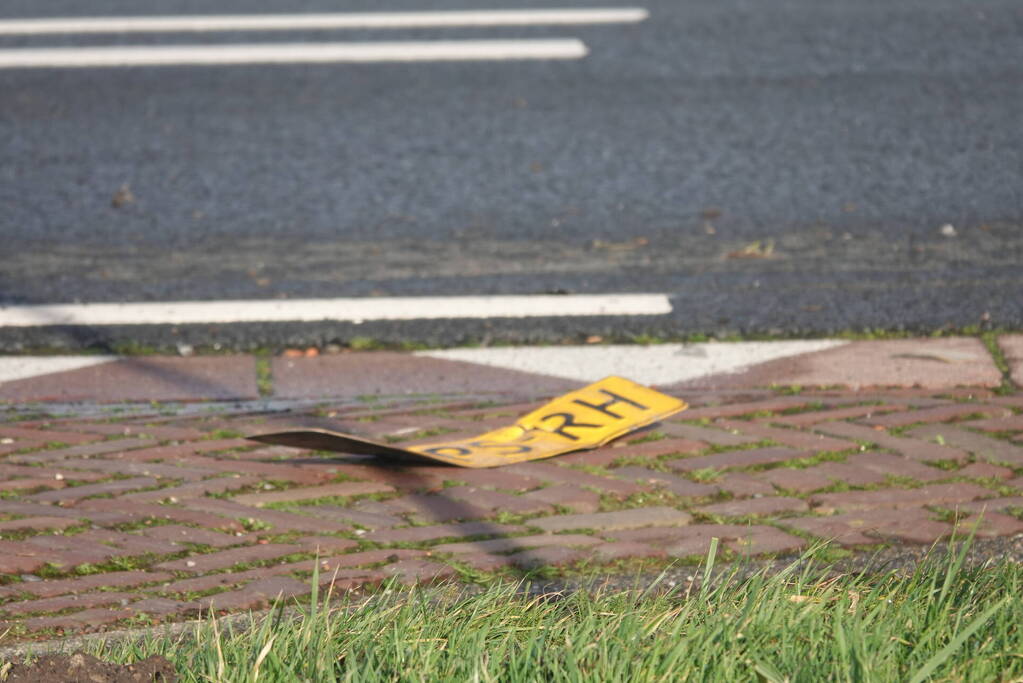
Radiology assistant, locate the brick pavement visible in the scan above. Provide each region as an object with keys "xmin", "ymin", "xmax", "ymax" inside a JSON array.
[{"xmin": 1, "ymin": 380, "xmax": 1021, "ymax": 639}]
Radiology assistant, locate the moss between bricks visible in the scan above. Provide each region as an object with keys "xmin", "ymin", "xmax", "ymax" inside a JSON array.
[{"xmin": 982, "ymin": 332, "xmax": 1018, "ymax": 394}]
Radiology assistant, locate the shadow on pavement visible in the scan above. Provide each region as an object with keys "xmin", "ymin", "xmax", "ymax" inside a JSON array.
[{"xmin": 5, "ymin": 306, "xmax": 252, "ymax": 401}]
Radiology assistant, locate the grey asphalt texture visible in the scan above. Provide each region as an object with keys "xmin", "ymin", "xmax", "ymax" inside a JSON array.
[{"xmin": 1, "ymin": 0, "xmax": 1022, "ymax": 350}]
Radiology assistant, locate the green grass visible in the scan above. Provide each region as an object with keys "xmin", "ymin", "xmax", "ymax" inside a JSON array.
[
  {"xmin": 253, "ymin": 353, "xmax": 273, "ymax": 397},
  {"xmin": 11, "ymin": 538, "xmax": 1018, "ymax": 681},
  {"xmin": 981, "ymin": 331, "xmax": 1018, "ymax": 395}
]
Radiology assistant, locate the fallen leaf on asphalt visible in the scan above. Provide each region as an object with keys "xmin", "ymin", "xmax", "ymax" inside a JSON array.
[
  {"xmin": 726, "ymin": 239, "xmax": 775, "ymax": 259},
  {"xmin": 111, "ymin": 183, "xmax": 134, "ymax": 208}
]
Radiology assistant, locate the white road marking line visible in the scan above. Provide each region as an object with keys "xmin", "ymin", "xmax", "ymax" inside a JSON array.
[
  {"xmin": 0, "ymin": 356, "xmax": 119, "ymax": 384},
  {"xmin": 0, "ymin": 8, "xmax": 648, "ymax": 35},
  {"xmin": 0, "ymin": 39, "xmax": 588, "ymax": 68},
  {"xmin": 0, "ymin": 294, "xmax": 672, "ymax": 327},
  {"xmin": 419, "ymin": 341, "xmax": 848, "ymax": 386}
]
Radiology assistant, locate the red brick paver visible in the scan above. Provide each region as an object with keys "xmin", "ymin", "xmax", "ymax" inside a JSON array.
[
  {"xmin": 231, "ymin": 481, "xmax": 395, "ymax": 507},
  {"xmin": 815, "ymin": 422, "xmax": 970, "ymax": 463},
  {"xmin": 522, "ymin": 484, "xmax": 601, "ymax": 513},
  {"xmin": 531, "ymin": 507, "xmax": 692, "ymax": 533},
  {"xmin": 365, "ymin": 522, "xmax": 527, "ymax": 544},
  {"xmin": 610, "ymin": 466, "xmax": 719, "ymax": 498},
  {"xmin": 906, "ymin": 425, "xmax": 1023, "ymax": 467},
  {"xmin": 718, "ymin": 421, "xmax": 856, "ymax": 453},
  {"xmin": 433, "ymin": 534, "xmax": 601, "ymax": 555},
  {"xmin": 810, "ymin": 483, "xmax": 995, "ymax": 514},
  {"xmin": 557, "ymin": 437, "xmax": 705, "ymax": 466},
  {"xmin": 696, "ymin": 496, "xmax": 809, "ymax": 518},
  {"xmin": 668, "ymin": 447, "xmax": 811, "ymax": 473},
  {"xmin": 782, "ymin": 508, "xmax": 954, "ymax": 546}
]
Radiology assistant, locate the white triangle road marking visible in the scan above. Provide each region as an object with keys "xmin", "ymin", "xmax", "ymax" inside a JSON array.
[
  {"xmin": 417, "ymin": 341, "xmax": 849, "ymax": 386},
  {"xmin": 0, "ymin": 356, "xmax": 119, "ymax": 384}
]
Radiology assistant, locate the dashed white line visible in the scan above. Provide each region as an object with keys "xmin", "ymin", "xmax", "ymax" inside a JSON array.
[
  {"xmin": 0, "ymin": 39, "xmax": 588, "ymax": 68},
  {"xmin": 0, "ymin": 8, "xmax": 649, "ymax": 35},
  {"xmin": 0, "ymin": 294, "xmax": 673, "ymax": 327}
]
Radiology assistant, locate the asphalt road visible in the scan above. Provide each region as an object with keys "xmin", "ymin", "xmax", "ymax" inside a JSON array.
[{"xmin": 1, "ymin": 0, "xmax": 1022, "ymax": 349}]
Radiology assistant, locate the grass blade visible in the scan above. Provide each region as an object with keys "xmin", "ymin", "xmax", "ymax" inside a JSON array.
[
  {"xmin": 753, "ymin": 659, "xmax": 788, "ymax": 683},
  {"xmin": 907, "ymin": 597, "xmax": 1007, "ymax": 683},
  {"xmin": 699, "ymin": 537, "xmax": 719, "ymax": 601},
  {"xmin": 251, "ymin": 634, "xmax": 277, "ymax": 681}
]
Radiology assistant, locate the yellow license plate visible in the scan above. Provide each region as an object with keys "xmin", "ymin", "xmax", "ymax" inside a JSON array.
[{"xmin": 249, "ymin": 376, "xmax": 687, "ymax": 468}]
